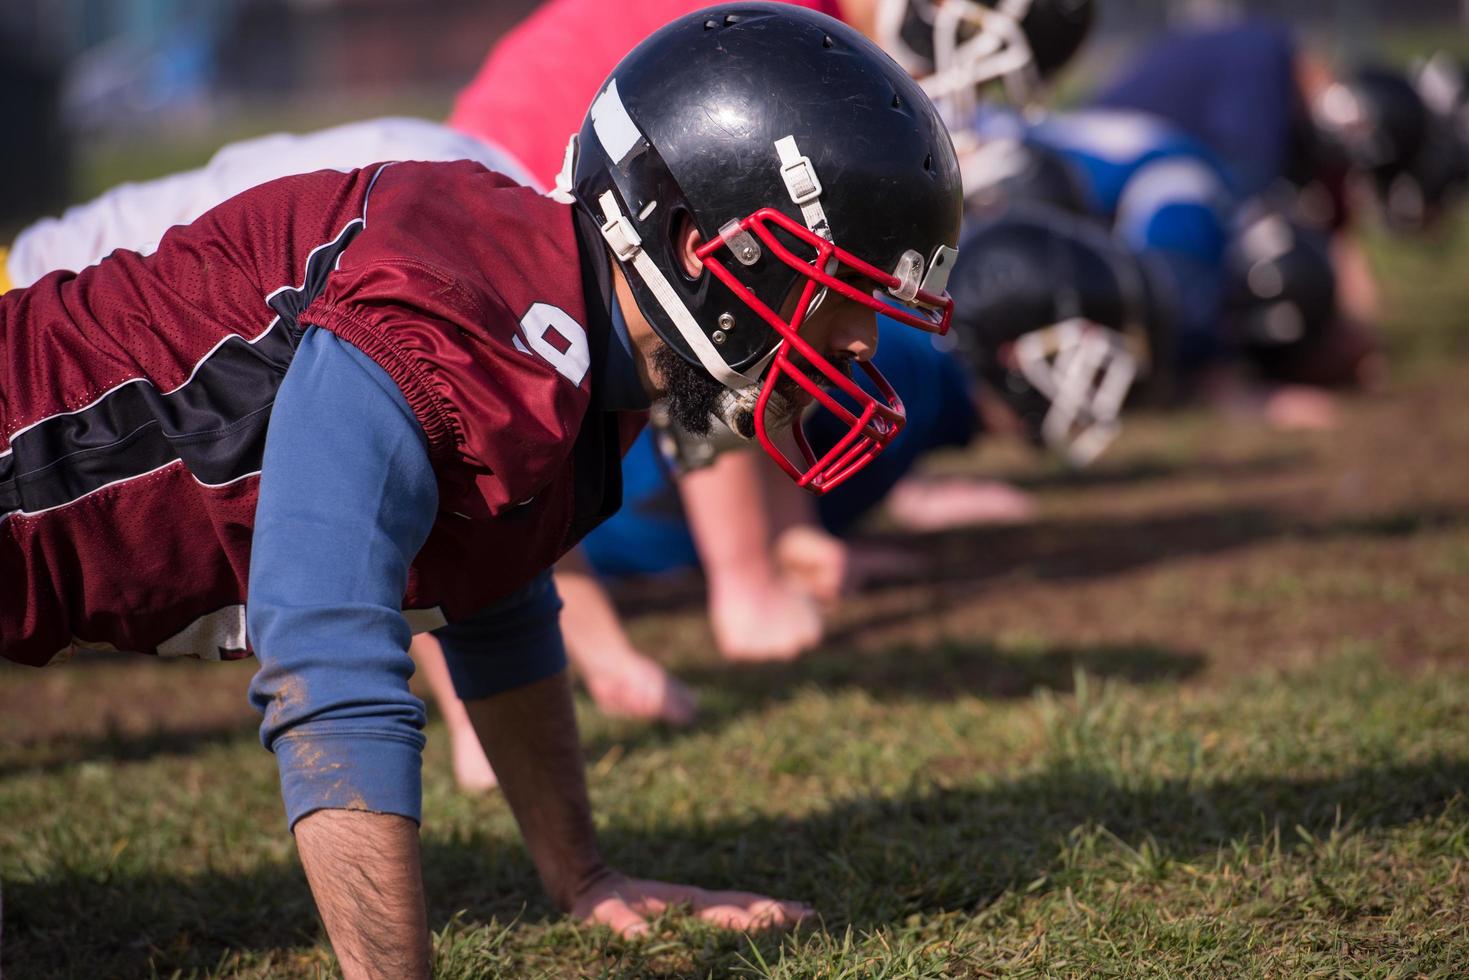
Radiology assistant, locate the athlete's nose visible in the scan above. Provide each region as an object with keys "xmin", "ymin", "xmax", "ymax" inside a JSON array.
[{"xmin": 827, "ymin": 303, "xmax": 878, "ymax": 363}]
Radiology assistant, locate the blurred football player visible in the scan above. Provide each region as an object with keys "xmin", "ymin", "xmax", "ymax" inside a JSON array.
[
  {"xmin": 1, "ymin": 118, "xmax": 536, "ymax": 290},
  {"xmin": 1092, "ymin": 19, "xmax": 1469, "ymax": 395},
  {"xmin": 965, "ymin": 102, "xmax": 1350, "ymax": 430}
]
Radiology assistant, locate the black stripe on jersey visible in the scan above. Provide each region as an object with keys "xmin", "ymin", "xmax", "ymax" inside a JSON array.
[
  {"xmin": 268, "ymin": 218, "xmax": 363, "ymax": 326},
  {"xmin": 0, "ymin": 452, "xmax": 16, "ymax": 515},
  {"xmin": 0, "ymin": 218, "xmax": 364, "ymax": 521}
]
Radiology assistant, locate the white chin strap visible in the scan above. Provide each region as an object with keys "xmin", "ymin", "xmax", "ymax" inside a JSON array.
[
  {"xmin": 558, "ymin": 134, "xmax": 769, "ymax": 396},
  {"xmin": 1013, "ymin": 318, "xmax": 1138, "ymax": 468}
]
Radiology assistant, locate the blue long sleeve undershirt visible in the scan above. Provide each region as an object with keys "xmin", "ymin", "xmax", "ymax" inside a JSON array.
[{"xmin": 247, "ymin": 326, "xmax": 566, "ymax": 830}]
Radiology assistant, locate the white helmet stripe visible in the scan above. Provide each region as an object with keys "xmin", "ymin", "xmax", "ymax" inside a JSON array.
[{"xmin": 589, "ymin": 79, "xmax": 645, "ymax": 167}]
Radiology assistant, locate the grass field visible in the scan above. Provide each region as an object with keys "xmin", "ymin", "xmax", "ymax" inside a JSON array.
[{"xmin": 3, "ymin": 201, "xmax": 1469, "ymax": 976}]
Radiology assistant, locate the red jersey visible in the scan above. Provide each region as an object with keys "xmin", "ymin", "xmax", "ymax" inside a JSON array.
[
  {"xmin": 449, "ymin": 0, "xmax": 845, "ymax": 189},
  {"xmin": 0, "ymin": 161, "xmax": 637, "ymax": 667}
]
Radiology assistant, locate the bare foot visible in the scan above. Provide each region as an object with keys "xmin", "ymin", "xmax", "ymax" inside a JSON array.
[
  {"xmin": 1261, "ymin": 384, "xmax": 1340, "ymax": 431},
  {"xmin": 410, "ymin": 632, "xmax": 499, "ymax": 793},
  {"xmin": 709, "ymin": 577, "xmax": 823, "ymax": 662},
  {"xmin": 885, "ymin": 476, "xmax": 1036, "ymax": 532},
  {"xmin": 583, "ymin": 651, "xmax": 698, "ymax": 726},
  {"xmin": 449, "ymin": 720, "xmax": 499, "ymax": 793}
]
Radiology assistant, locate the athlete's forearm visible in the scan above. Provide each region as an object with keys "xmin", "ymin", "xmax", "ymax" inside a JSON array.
[
  {"xmin": 677, "ymin": 449, "xmax": 780, "ymax": 591},
  {"xmin": 294, "ymin": 809, "xmax": 430, "ymax": 980},
  {"xmin": 554, "ymin": 547, "xmax": 643, "ymax": 667},
  {"xmin": 463, "ymin": 669, "xmax": 608, "ymax": 910},
  {"xmin": 759, "ymin": 432, "xmax": 824, "ymax": 541}
]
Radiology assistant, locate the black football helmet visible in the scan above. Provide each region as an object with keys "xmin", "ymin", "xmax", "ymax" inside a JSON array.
[
  {"xmin": 1314, "ymin": 65, "xmax": 1468, "ymax": 230},
  {"xmin": 565, "ymin": 3, "xmax": 963, "ymax": 493},
  {"xmin": 877, "ymin": 0, "xmax": 1094, "ymax": 130},
  {"xmin": 960, "ymin": 137, "xmax": 1090, "ymax": 218},
  {"xmin": 946, "ymin": 202, "xmax": 1169, "ymax": 467},
  {"xmin": 1226, "ymin": 206, "xmax": 1337, "ymax": 378}
]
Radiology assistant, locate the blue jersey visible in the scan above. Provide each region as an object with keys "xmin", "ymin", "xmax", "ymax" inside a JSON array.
[
  {"xmin": 580, "ymin": 318, "xmax": 977, "ymax": 578},
  {"xmin": 1093, "ymin": 20, "xmax": 1303, "ymax": 200},
  {"xmin": 979, "ymin": 106, "xmax": 1240, "ymax": 369}
]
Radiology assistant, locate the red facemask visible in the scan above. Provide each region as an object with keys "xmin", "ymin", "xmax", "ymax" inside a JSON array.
[{"xmin": 697, "ymin": 207, "xmax": 955, "ymax": 494}]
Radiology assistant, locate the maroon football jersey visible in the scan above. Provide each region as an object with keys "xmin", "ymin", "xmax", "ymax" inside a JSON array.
[{"xmin": 0, "ymin": 161, "xmax": 635, "ymax": 666}]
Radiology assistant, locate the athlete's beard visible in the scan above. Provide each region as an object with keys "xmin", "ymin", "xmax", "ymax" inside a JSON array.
[
  {"xmin": 654, "ymin": 343, "xmax": 769, "ymax": 438},
  {"xmin": 652, "ymin": 343, "xmax": 851, "ymax": 441}
]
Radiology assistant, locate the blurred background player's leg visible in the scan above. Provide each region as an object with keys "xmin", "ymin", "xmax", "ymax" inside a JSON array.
[
  {"xmin": 410, "ymin": 633, "xmax": 500, "ymax": 792},
  {"xmin": 554, "ymin": 548, "xmax": 698, "ymax": 722}
]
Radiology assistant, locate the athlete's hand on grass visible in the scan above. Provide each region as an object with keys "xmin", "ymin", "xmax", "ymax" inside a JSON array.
[
  {"xmin": 571, "ymin": 871, "xmax": 813, "ymax": 937},
  {"xmin": 885, "ymin": 476, "xmax": 1036, "ymax": 531}
]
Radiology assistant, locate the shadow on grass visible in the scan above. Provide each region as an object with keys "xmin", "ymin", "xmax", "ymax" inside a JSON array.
[
  {"xmin": 814, "ymin": 503, "xmax": 1469, "ymax": 644},
  {"xmin": 0, "ymin": 640, "xmax": 1200, "ymax": 780},
  {"xmin": 895, "ymin": 503, "xmax": 1468, "ymax": 589},
  {"xmin": 631, "ymin": 639, "xmax": 1207, "ymax": 748},
  {"xmin": 0, "ymin": 720, "xmax": 261, "ymax": 780},
  {"xmin": 7, "ymin": 756, "xmax": 1466, "ymax": 977},
  {"xmin": 1000, "ymin": 448, "xmax": 1315, "ymax": 492}
]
